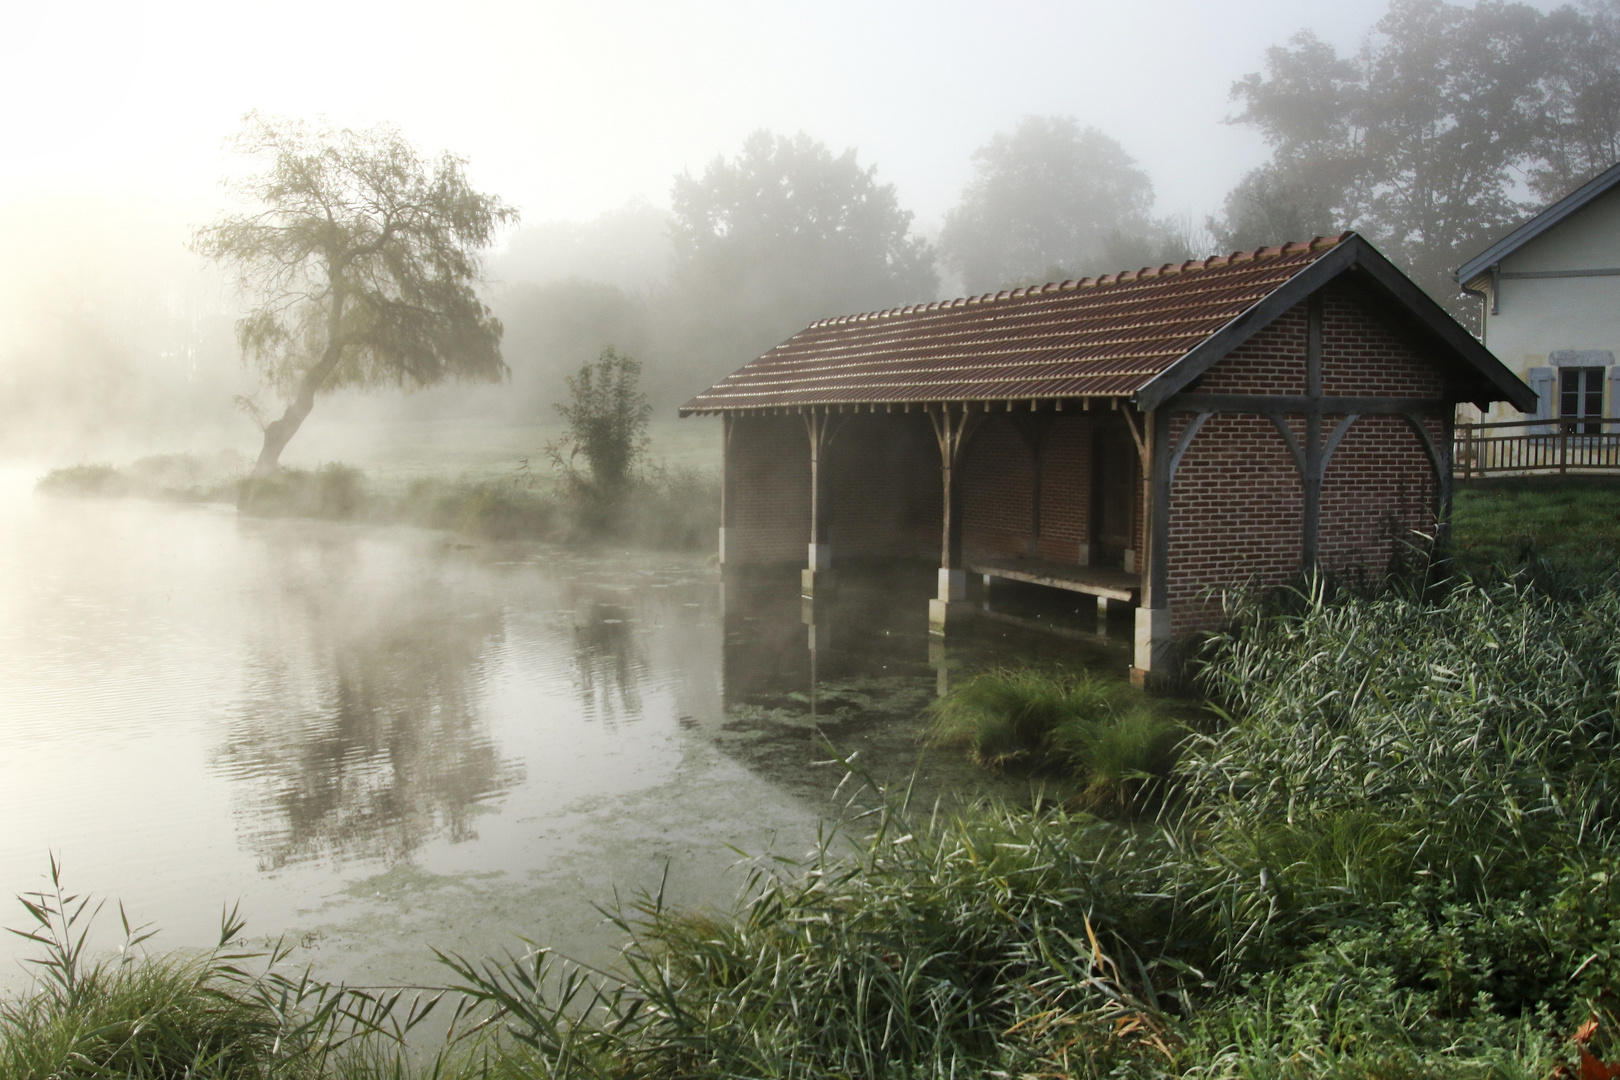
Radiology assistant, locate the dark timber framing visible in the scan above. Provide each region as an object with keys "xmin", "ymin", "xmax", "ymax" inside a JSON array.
[
  {"xmin": 688, "ymin": 233, "xmax": 1536, "ymax": 685},
  {"xmin": 800, "ymin": 411, "xmax": 846, "ymax": 597},
  {"xmin": 927, "ymin": 403, "xmax": 986, "ymax": 628}
]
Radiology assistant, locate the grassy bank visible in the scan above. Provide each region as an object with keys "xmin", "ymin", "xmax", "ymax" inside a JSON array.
[
  {"xmin": 35, "ymin": 454, "xmax": 721, "ymax": 552},
  {"xmin": 9, "ymin": 561, "xmax": 1620, "ymax": 1077},
  {"xmin": 1451, "ymin": 473, "xmax": 1620, "ymax": 571}
]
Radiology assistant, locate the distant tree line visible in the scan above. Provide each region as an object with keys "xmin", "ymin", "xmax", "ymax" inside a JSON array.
[
  {"xmin": 499, "ymin": 0, "xmax": 1620, "ymax": 418},
  {"xmin": 31, "ymin": 0, "xmax": 1618, "ymax": 459},
  {"xmin": 1218, "ymin": 0, "xmax": 1620, "ymax": 311}
]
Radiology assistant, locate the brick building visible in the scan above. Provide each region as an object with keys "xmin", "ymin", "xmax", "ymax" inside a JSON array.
[{"xmin": 681, "ymin": 234, "xmax": 1534, "ymax": 682}]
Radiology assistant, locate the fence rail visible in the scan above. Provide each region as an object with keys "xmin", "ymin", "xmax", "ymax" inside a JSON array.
[{"xmin": 1455, "ymin": 418, "xmax": 1620, "ymax": 478}]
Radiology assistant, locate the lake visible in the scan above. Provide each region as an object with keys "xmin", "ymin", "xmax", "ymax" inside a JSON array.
[{"xmin": 0, "ymin": 464, "xmax": 1133, "ymax": 994}]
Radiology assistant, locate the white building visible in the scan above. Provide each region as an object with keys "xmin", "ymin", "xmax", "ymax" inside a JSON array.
[{"xmin": 1456, "ymin": 161, "xmax": 1620, "ymax": 426}]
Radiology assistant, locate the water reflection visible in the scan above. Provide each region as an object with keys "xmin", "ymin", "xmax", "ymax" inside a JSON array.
[
  {"xmin": 713, "ymin": 565, "xmax": 1134, "ymax": 802},
  {"xmin": 0, "ymin": 481, "xmax": 1149, "ymax": 992},
  {"xmin": 216, "ymin": 533, "xmax": 521, "ymax": 870},
  {"xmin": 567, "ymin": 597, "xmax": 646, "ymax": 723}
]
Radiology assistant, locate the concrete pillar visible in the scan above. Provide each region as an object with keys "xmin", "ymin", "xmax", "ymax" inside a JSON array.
[{"xmin": 1131, "ymin": 608, "xmax": 1172, "ymax": 686}]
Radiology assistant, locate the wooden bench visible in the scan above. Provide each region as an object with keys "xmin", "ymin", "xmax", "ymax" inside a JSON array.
[{"xmin": 970, "ymin": 557, "xmax": 1141, "ymax": 603}]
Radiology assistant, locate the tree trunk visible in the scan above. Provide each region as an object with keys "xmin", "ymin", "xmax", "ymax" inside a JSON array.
[
  {"xmin": 251, "ymin": 292, "xmax": 346, "ymax": 477},
  {"xmin": 252, "ymin": 397, "xmax": 315, "ymax": 476}
]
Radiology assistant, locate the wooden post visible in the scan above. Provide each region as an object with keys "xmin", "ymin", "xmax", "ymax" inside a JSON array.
[
  {"xmin": 1437, "ymin": 411, "xmax": 1455, "ymax": 549},
  {"xmin": 1302, "ymin": 294, "xmax": 1324, "ymax": 573},
  {"xmin": 929, "ymin": 403, "xmax": 981, "ymax": 633},
  {"xmin": 719, "ymin": 412, "xmax": 734, "ymax": 566},
  {"xmin": 1133, "ymin": 408, "xmax": 1172, "ymax": 686},
  {"xmin": 802, "ymin": 410, "xmax": 843, "ymax": 598}
]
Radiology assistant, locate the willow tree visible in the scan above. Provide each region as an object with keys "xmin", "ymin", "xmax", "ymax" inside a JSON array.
[{"xmin": 195, "ymin": 114, "xmax": 516, "ymax": 474}]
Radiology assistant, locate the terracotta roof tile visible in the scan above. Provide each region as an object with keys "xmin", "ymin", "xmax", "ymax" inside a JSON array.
[{"xmin": 681, "ymin": 233, "xmax": 1355, "ymax": 414}]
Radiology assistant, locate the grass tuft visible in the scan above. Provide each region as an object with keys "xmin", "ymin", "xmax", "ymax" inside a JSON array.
[{"xmin": 924, "ymin": 667, "xmax": 1184, "ymax": 810}]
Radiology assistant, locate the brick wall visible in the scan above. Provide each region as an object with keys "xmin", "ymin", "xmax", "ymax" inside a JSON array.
[
  {"xmin": 1166, "ymin": 411, "xmax": 1305, "ymax": 632},
  {"xmin": 962, "ymin": 416, "xmax": 1034, "ymax": 557},
  {"xmin": 1320, "ymin": 287, "xmax": 1446, "ymax": 397},
  {"xmin": 957, "ymin": 411, "xmax": 1129, "ymax": 565},
  {"xmin": 725, "ymin": 415, "xmax": 809, "ymax": 564},
  {"xmin": 1036, "ymin": 415, "xmax": 1092, "ymax": 562},
  {"xmin": 724, "ymin": 412, "xmax": 944, "ymax": 565},
  {"xmin": 1317, "ymin": 414, "xmax": 1438, "ymax": 576},
  {"xmin": 1201, "ymin": 307, "xmax": 1308, "ymax": 393},
  {"xmin": 829, "ymin": 412, "xmax": 941, "ymax": 560},
  {"xmin": 1165, "ymin": 285, "xmax": 1444, "ymax": 634}
]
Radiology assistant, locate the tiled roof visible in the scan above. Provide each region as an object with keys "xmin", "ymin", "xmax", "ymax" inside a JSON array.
[{"xmin": 681, "ymin": 233, "xmax": 1356, "ymax": 414}]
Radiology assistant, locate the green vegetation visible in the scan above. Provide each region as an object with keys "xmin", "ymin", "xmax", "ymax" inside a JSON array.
[
  {"xmin": 438, "ymin": 567, "xmax": 1614, "ymax": 1078},
  {"xmin": 924, "ymin": 667, "xmax": 1183, "ymax": 810},
  {"xmin": 194, "ymin": 114, "xmax": 514, "ymax": 474},
  {"xmin": 1, "ymin": 859, "xmax": 448, "ymax": 1080},
  {"xmin": 549, "ymin": 348, "xmax": 652, "ymax": 493},
  {"xmin": 36, "ymin": 453, "xmax": 720, "ymax": 552},
  {"xmin": 34, "ymin": 453, "xmax": 247, "ymax": 502},
  {"xmin": 13, "ymin": 563, "xmax": 1620, "ymax": 1076},
  {"xmin": 16, "ymin": 476, "xmax": 1620, "ymax": 1075},
  {"xmin": 1452, "ymin": 474, "xmax": 1620, "ymax": 572}
]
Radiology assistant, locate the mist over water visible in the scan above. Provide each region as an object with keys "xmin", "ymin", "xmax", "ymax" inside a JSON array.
[{"xmin": 0, "ymin": 468, "xmax": 1130, "ymax": 993}]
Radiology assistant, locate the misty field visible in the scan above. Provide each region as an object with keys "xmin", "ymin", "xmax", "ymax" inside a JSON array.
[{"xmin": 34, "ymin": 419, "xmax": 723, "ymax": 551}]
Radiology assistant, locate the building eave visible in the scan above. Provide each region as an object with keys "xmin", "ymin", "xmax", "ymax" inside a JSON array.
[{"xmin": 1455, "ymin": 159, "xmax": 1620, "ymax": 284}]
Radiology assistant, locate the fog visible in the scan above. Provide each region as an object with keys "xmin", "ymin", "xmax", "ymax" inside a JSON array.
[
  {"xmin": 11, "ymin": 0, "xmax": 1607, "ymax": 466},
  {"xmin": 8, "ymin": 0, "xmax": 1620, "ymax": 1018},
  {"xmin": 0, "ymin": 0, "xmax": 1397, "ymax": 463}
]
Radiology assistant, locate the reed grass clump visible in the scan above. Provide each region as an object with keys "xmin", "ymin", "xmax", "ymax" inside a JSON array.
[
  {"xmin": 438, "ymin": 566, "xmax": 1620, "ymax": 1078},
  {"xmin": 925, "ymin": 667, "xmax": 1184, "ymax": 808},
  {"xmin": 13, "ymin": 563, "xmax": 1620, "ymax": 1077},
  {"xmin": 0, "ymin": 859, "xmax": 454, "ymax": 1080}
]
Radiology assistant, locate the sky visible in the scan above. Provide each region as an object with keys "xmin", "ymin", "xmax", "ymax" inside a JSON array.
[{"xmin": 1, "ymin": 0, "xmax": 1401, "ymax": 239}]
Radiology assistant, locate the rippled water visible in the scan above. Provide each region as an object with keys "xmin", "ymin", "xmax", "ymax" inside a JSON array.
[{"xmin": 0, "ymin": 467, "xmax": 1133, "ymax": 991}]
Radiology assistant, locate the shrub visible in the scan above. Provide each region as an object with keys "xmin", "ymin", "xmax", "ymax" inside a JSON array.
[
  {"xmin": 237, "ymin": 463, "xmax": 365, "ymax": 520},
  {"xmin": 35, "ymin": 464, "xmax": 132, "ymax": 497},
  {"xmin": 550, "ymin": 347, "xmax": 652, "ymax": 493}
]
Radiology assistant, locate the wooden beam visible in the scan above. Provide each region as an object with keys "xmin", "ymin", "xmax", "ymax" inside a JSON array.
[
  {"xmin": 719, "ymin": 412, "xmax": 734, "ymax": 565},
  {"xmin": 1303, "ymin": 294, "xmax": 1324, "ymax": 570},
  {"xmin": 1168, "ymin": 394, "xmax": 1450, "ymax": 415},
  {"xmin": 1147, "ymin": 408, "xmax": 1171, "ymax": 609},
  {"xmin": 804, "ymin": 412, "xmax": 848, "ymax": 555},
  {"xmin": 1166, "ymin": 411, "xmax": 1213, "ymax": 481},
  {"xmin": 928, "ymin": 403, "xmax": 984, "ymax": 572},
  {"xmin": 1118, "ymin": 404, "xmax": 1149, "ymax": 471},
  {"xmin": 1402, "ymin": 412, "xmax": 1450, "ymax": 527},
  {"xmin": 1266, "ymin": 413, "xmax": 1307, "ymax": 476}
]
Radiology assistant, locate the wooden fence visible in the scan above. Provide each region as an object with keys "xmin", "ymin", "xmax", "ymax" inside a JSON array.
[{"xmin": 1455, "ymin": 418, "xmax": 1620, "ymax": 478}]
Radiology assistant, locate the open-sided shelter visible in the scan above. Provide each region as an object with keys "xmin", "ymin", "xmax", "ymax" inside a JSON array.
[{"xmin": 681, "ymin": 233, "xmax": 1534, "ymax": 682}]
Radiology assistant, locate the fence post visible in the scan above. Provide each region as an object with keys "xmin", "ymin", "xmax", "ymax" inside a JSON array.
[{"xmin": 1560, "ymin": 421, "xmax": 1568, "ymax": 475}]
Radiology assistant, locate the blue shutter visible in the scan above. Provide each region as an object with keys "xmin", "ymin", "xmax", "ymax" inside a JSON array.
[
  {"xmin": 1609, "ymin": 366, "xmax": 1620, "ymax": 419},
  {"xmin": 1528, "ymin": 367, "xmax": 1555, "ymax": 434}
]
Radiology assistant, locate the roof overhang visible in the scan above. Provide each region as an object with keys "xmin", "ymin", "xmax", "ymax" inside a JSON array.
[
  {"xmin": 1456, "ymin": 160, "xmax": 1620, "ymax": 286},
  {"xmin": 1134, "ymin": 234, "xmax": 1536, "ymax": 414}
]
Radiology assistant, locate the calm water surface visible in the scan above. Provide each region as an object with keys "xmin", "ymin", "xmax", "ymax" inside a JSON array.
[{"xmin": 0, "ymin": 467, "xmax": 1132, "ymax": 991}]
